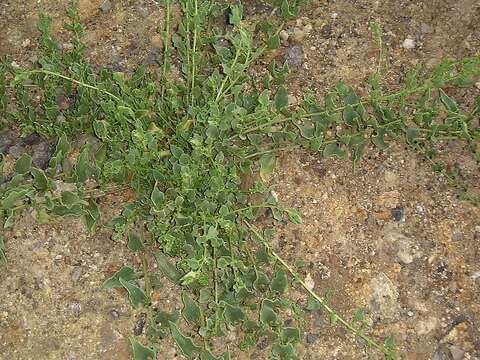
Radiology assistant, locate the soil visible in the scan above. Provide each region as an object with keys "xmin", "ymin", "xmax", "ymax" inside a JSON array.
[{"xmin": 1, "ymin": 1, "xmax": 480, "ymax": 360}]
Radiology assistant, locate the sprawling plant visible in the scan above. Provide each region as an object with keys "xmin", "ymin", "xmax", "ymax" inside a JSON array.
[{"xmin": 0, "ymin": 2, "xmax": 478, "ymax": 359}]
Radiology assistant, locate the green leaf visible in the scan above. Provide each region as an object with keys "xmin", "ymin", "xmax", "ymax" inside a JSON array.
[
  {"xmin": 272, "ymin": 343, "xmax": 295, "ymax": 359},
  {"xmin": 274, "ymin": 86, "xmax": 289, "ymax": 110},
  {"xmin": 155, "ymin": 310, "xmax": 179, "ymax": 328},
  {"xmin": 323, "ymin": 143, "xmax": 346, "ymax": 159},
  {"xmin": 52, "ymin": 204, "xmax": 84, "ymax": 217},
  {"xmin": 101, "ymin": 266, "xmax": 137, "ymax": 289},
  {"xmin": 15, "ymin": 154, "xmax": 32, "ymax": 174},
  {"xmin": 61, "ymin": 191, "xmax": 81, "ymax": 208},
  {"xmin": 439, "ymin": 89, "xmax": 458, "ymax": 112},
  {"xmin": 3, "ymin": 211, "xmax": 15, "ymax": 228},
  {"xmin": 2, "ymin": 189, "xmax": 29, "ymax": 210},
  {"xmin": 182, "ymin": 294, "xmax": 202, "ymax": 326},
  {"xmin": 127, "ymin": 233, "xmax": 144, "ymax": 252},
  {"xmin": 0, "ymin": 236, "xmax": 6, "ymax": 266},
  {"xmin": 93, "ymin": 120, "xmax": 109, "ymax": 140},
  {"xmin": 372, "ymin": 129, "xmax": 389, "ymax": 150},
  {"xmin": 75, "ymin": 146, "xmax": 91, "ymax": 182},
  {"xmin": 84, "ymin": 201, "xmax": 100, "ymax": 234},
  {"xmin": 299, "ymin": 125, "xmax": 315, "ymax": 139},
  {"xmin": 130, "ymin": 337, "xmax": 156, "ymax": 360},
  {"xmin": 286, "ymin": 209, "xmax": 302, "ymax": 224},
  {"xmin": 343, "ymin": 104, "xmax": 358, "ymax": 126},
  {"xmin": 259, "ymin": 153, "xmax": 276, "ymax": 182},
  {"xmin": 354, "ymin": 309, "xmax": 365, "ymax": 322},
  {"xmin": 170, "ymin": 145, "xmax": 183, "ymax": 159},
  {"xmin": 56, "ymin": 133, "xmax": 71, "ymax": 156},
  {"xmin": 154, "ymin": 252, "xmax": 183, "ymax": 283},
  {"xmin": 31, "ymin": 168, "xmax": 49, "ymax": 190},
  {"xmin": 169, "ymin": 321, "xmax": 200, "ymax": 359},
  {"xmin": 384, "ymin": 335, "xmax": 396, "ymax": 350},
  {"xmin": 119, "ymin": 277, "xmax": 149, "ymax": 308},
  {"xmin": 223, "ymin": 304, "xmax": 245, "ymax": 325},
  {"xmin": 271, "ymin": 268, "xmax": 288, "ymax": 293},
  {"xmin": 229, "ymin": 4, "xmax": 244, "ymax": 25},
  {"xmin": 151, "ymin": 186, "xmax": 165, "ymax": 209},
  {"xmin": 253, "ymin": 271, "xmax": 270, "ymax": 291},
  {"xmin": 330, "ymin": 313, "xmax": 338, "ymax": 326},
  {"xmin": 306, "ymin": 296, "xmax": 321, "ymax": 311},
  {"xmin": 406, "ymin": 128, "xmax": 418, "ymax": 144},
  {"xmin": 281, "ymin": 327, "xmax": 300, "ymax": 343},
  {"xmin": 267, "ymin": 34, "xmax": 281, "ymax": 49},
  {"xmin": 260, "ymin": 300, "xmax": 277, "ymax": 325},
  {"xmin": 200, "ymin": 349, "xmax": 227, "ymax": 360}
]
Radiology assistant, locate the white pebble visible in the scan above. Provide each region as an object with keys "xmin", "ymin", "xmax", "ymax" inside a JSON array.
[
  {"xmin": 402, "ymin": 38, "xmax": 416, "ymax": 49},
  {"xmin": 305, "ymin": 273, "xmax": 315, "ymax": 291},
  {"xmin": 279, "ymin": 30, "xmax": 289, "ymax": 42}
]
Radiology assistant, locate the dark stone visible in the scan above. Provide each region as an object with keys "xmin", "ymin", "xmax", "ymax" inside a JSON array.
[
  {"xmin": 0, "ymin": 130, "xmax": 17, "ymax": 154},
  {"xmin": 432, "ymin": 344, "xmax": 454, "ymax": 360},
  {"xmin": 391, "ymin": 207, "xmax": 404, "ymax": 221},
  {"xmin": 110, "ymin": 309, "xmax": 120, "ymax": 320},
  {"xmin": 133, "ymin": 312, "xmax": 147, "ymax": 335},
  {"xmin": 245, "ymin": 3, "xmax": 274, "ymax": 17},
  {"xmin": 6, "ymin": 144, "xmax": 26, "ymax": 158},
  {"xmin": 142, "ymin": 51, "xmax": 159, "ymax": 66},
  {"xmin": 321, "ymin": 24, "xmax": 333, "ymax": 38},
  {"xmin": 99, "ymin": 0, "xmax": 112, "ymax": 12},
  {"xmin": 32, "ymin": 141, "xmax": 53, "ymax": 169},
  {"xmin": 306, "ymin": 333, "xmax": 317, "ymax": 344},
  {"xmin": 284, "ymin": 46, "xmax": 304, "ymax": 68},
  {"xmin": 312, "ymin": 309, "xmax": 324, "ymax": 328},
  {"xmin": 20, "ymin": 133, "xmax": 41, "ymax": 146},
  {"xmin": 256, "ymin": 337, "xmax": 269, "ymax": 350}
]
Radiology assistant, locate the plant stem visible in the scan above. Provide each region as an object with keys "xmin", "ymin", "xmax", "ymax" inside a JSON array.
[
  {"xmin": 244, "ymin": 221, "xmax": 396, "ymax": 358},
  {"xmin": 244, "ymin": 145, "xmax": 300, "ymax": 159},
  {"xmin": 161, "ymin": 0, "xmax": 171, "ymax": 96},
  {"xmin": 190, "ymin": 0, "xmax": 198, "ymax": 106},
  {"xmin": 27, "ymin": 69, "xmax": 121, "ymax": 102}
]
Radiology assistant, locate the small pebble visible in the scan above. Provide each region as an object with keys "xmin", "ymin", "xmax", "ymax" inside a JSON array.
[
  {"xmin": 133, "ymin": 313, "xmax": 147, "ymax": 335},
  {"xmin": 99, "ymin": 0, "xmax": 112, "ymax": 12},
  {"xmin": 284, "ymin": 45, "xmax": 304, "ymax": 67},
  {"xmin": 451, "ymin": 232, "xmax": 462, "ymax": 242},
  {"xmin": 279, "ymin": 30, "xmax": 289, "ymax": 42},
  {"xmin": 110, "ymin": 309, "xmax": 120, "ymax": 320},
  {"xmin": 402, "ymin": 38, "xmax": 416, "ymax": 49},
  {"xmin": 303, "ymin": 23, "xmax": 313, "ymax": 34},
  {"xmin": 70, "ymin": 267, "xmax": 83, "ymax": 284},
  {"xmin": 391, "ymin": 207, "xmax": 404, "ymax": 221},
  {"xmin": 449, "ymin": 345, "xmax": 465, "ymax": 360},
  {"xmin": 306, "ymin": 333, "xmax": 317, "ymax": 344},
  {"xmin": 432, "ymin": 344, "xmax": 454, "ymax": 360},
  {"xmin": 291, "ymin": 27, "xmax": 306, "ymax": 42},
  {"xmin": 67, "ymin": 302, "xmax": 83, "ymax": 317},
  {"xmin": 288, "ymin": 94, "xmax": 298, "ymax": 106},
  {"xmin": 420, "ymin": 23, "xmax": 432, "ymax": 34},
  {"xmin": 304, "ymin": 273, "xmax": 315, "ymax": 290}
]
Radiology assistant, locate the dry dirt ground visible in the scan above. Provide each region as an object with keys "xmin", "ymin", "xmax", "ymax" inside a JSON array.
[{"xmin": 1, "ymin": 0, "xmax": 480, "ymax": 359}]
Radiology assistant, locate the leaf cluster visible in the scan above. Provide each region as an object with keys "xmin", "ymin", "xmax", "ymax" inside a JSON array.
[{"xmin": 0, "ymin": 2, "xmax": 479, "ymax": 359}]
